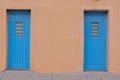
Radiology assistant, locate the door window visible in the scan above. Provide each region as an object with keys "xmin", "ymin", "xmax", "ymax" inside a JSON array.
[
  {"xmin": 91, "ymin": 22, "xmax": 99, "ymax": 37},
  {"xmin": 15, "ymin": 21, "xmax": 23, "ymax": 36}
]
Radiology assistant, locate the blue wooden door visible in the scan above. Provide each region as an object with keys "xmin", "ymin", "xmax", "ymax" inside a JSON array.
[
  {"xmin": 84, "ymin": 12, "xmax": 107, "ymax": 71},
  {"xmin": 8, "ymin": 10, "xmax": 30, "ymax": 70}
]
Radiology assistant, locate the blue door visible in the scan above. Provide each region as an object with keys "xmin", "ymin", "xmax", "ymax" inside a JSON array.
[
  {"xmin": 84, "ymin": 12, "xmax": 107, "ymax": 71},
  {"xmin": 8, "ymin": 10, "xmax": 30, "ymax": 70}
]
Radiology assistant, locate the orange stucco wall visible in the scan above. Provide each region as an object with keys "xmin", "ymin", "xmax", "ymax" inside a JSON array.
[{"xmin": 0, "ymin": 0, "xmax": 120, "ymax": 74}]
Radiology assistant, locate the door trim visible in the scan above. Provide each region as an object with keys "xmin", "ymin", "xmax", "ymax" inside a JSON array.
[{"xmin": 80, "ymin": 6, "xmax": 113, "ymax": 72}]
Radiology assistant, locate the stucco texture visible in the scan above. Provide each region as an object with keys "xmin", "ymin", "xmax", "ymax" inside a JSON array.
[{"xmin": 0, "ymin": 0, "xmax": 120, "ymax": 74}]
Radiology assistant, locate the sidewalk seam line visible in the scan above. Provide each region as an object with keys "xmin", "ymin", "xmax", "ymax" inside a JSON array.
[
  {"xmin": 0, "ymin": 70, "xmax": 6, "ymax": 80},
  {"xmin": 51, "ymin": 73, "xmax": 53, "ymax": 80}
]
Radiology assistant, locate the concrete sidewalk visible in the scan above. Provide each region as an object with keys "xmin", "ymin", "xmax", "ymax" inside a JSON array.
[{"xmin": 0, "ymin": 70, "xmax": 120, "ymax": 80}]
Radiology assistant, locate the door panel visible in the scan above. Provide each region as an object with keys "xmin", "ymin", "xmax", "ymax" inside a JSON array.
[
  {"xmin": 84, "ymin": 12, "xmax": 107, "ymax": 71},
  {"xmin": 8, "ymin": 10, "xmax": 30, "ymax": 70}
]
